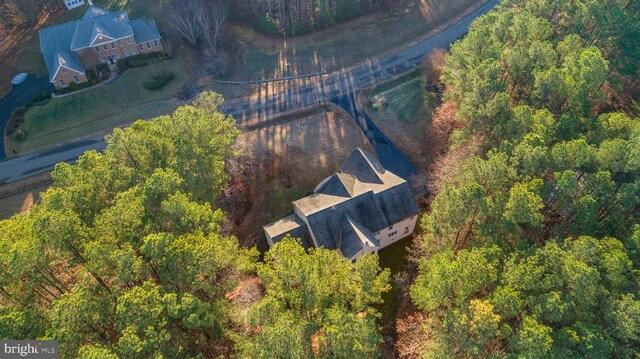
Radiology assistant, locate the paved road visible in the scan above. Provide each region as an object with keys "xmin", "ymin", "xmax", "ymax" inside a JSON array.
[
  {"xmin": 0, "ymin": 76, "xmax": 55, "ymax": 161},
  {"xmin": 0, "ymin": 0, "xmax": 499, "ymax": 185}
]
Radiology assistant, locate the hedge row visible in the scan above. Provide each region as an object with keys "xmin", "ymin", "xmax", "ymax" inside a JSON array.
[
  {"xmin": 58, "ymin": 81, "xmax": 93, "ymax": 94},
  {"xmin": 143, "ymin": 71, "xmax": 174, "ymax": 90},
  {"xmin": 117, "ymin": 52, "xmax": 167, "ymax": 69}
]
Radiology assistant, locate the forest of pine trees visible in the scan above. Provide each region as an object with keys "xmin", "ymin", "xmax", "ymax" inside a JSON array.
[
  {"xmin": 0, "ymin": 93, "xmax": 390, "ymax": 358},
  {"xmin": 1, "ymin": 0, "xmax": 640, "ymax": 357},
  {"xmin": 408, "ymin": 0, "xmax": 640, "ymax": 357}
]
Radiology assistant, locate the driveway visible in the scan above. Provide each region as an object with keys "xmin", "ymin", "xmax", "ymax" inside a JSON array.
[
  {"xmin": 0, "ymin": 0, "xmax": 499, "ymax": 185},
  {"xmin": 0, "ymin": 75, "xmax": 55, "ymax": 160}
]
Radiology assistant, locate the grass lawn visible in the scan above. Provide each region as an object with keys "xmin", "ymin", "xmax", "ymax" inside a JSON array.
[
  {"xmin": 7, "ymin": 58, "xmax": 188, "ymax": 155},
  {"xmin": 365, "ymin": 71, "xmax": 439, "ymax": 170},
  {"xmin": 376, "ymin": 236, "xmax": 412, "ymax": 331},
  {"xmin": 225, "ymin": 0, "xmax": 485, "ymax": 81}
]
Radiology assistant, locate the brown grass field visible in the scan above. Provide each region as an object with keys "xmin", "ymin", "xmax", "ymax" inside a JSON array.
[{"xmin": 233, "ymin": 105, "xmax": 373, "ymax": 248}]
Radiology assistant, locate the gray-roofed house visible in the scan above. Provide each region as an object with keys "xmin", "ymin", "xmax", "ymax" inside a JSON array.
[
  {"xmin": 263, "ymin": 148, "xmax": 420, "ymax": 261},
  {"xmin": 39, "ymin": 4, "xmax": 163, "ymax": 90}
]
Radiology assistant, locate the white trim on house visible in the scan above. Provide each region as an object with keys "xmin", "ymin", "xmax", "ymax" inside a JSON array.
[
  {"xmin": 50, "ymin": 64, "xmax": 85, "ymax": 83},
  {"xmin": 90, "ymin": 33, "xmax": 116, "ymax": 47},
  {"xmin": 74, "ymin": 35, "xmax": 133, "ymax": 51}
]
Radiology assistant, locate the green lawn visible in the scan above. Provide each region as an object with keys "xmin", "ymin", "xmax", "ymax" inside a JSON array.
[
  {"xmin": 365, "ymin": 71, "xmax": 439, "ymax": 170},
  {"xmin": 8, "ymin": 58, "xmax": 188, "ymax": 155},
  {"xmin": 382, "ymin": 77, "xmax": 437, "ymax": 126},
  {"xmin": 376, "ymin": 238, "xmax": 412, "ymax": 324}
]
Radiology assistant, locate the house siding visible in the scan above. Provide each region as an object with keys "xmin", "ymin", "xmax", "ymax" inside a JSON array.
[
  {"xmin": 53, "ymin": 68, "xmax": 87, "ymax": 89},
  {"xmin": 373, "ymin": 215, "xmax": 418, "ymax": 248},
  {"xmin": 136, "ymin": 39, "xmax": 164, "ymax": 55},
  {"xmin": 77, "ymin": 35, "xmax": 146, "ymax": 66}
]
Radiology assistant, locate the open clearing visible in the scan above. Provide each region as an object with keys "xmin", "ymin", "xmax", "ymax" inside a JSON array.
[
  {"xmin": 225, "ymin": 0, "xmax": 484, "ymax": 81},
  {"xmin": 234, "ymin": 105, "xmax": 373, "ymax": 248},
  {"xmin": 364, "ymin": 71, "xmax": 439, "ymax": 171},
  {"xmin": 6, "ymin": 58, "xmax": 189, "ymax": 156}
]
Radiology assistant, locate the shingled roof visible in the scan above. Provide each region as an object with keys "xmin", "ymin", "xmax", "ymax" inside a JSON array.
[
  {"xmin": 264, "ymin": 148, "xmax": 419, "ymax": 259},
  {"xmin": 130, "ymin": 19, "xmax": 161, "ymax": 43},
  {"xmin": 39, "ymin": 22, "xmax": 85, "ymax": 81},
  {"xmin": 70, "ymin": 9, "xmax": 133, "ymax": 50},
  {"xmin": 39, "ymin": 5, "xmax": 161, "ymax": 84}
]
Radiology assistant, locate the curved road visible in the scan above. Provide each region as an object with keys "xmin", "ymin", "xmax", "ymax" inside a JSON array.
[{"xmin": 0, "ymin": 0, "xmax": 499, "ymax": 185}]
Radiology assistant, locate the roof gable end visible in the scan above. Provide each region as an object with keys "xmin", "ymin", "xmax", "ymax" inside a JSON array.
[{"xmin": 340, "ymin": 148, "xmax": 385, "ymax": 184}]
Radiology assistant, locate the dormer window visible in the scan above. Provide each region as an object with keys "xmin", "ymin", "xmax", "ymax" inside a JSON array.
[{"xmin": 127, "ymin": 38, "xmax": 132, "ymax": 44}]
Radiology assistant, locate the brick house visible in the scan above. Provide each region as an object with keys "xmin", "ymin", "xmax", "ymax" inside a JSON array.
[
  {"xmin": 264, "ymin": 148, "xmax": 419, "ymax": 262},
  {"xmin": 40, "ymin": 5, "xmax": 163, "ymax": 90}
]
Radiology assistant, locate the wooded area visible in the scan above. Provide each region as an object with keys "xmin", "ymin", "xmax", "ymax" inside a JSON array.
[
  {"xmin": 0, "ymin": 0, "xmax": 62, "ymax": 39},
  {"xmin": 0, "ymin": 93, "xmax": 390, "ymax": 358},
  {"xmin": 230, "ymin": 0, "xmax": 387, "ymax": 35},
  {"xmin": 407, "ymin": 0, "xmax": 640, "ymax": 357}
]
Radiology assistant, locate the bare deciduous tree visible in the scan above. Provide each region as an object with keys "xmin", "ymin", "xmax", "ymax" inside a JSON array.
[
  {"xmin": 168, "ymin": 0, "xmax": 204, "ymax": 46},
  {"xmin": 202, "ymin": 0, "xmax": 228, "ymax": 56}
]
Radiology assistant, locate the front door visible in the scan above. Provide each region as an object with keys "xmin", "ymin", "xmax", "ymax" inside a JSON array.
[{"xmin": 106, "ymin": 55, "xmax": 116, "ymax": 65}]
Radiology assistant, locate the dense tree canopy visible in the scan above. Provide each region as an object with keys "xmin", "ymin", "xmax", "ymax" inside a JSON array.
[
  {"xmin": 238, "ymin": 237, "xmax": 390, "ymax": 358},
  {"xmin": 0, "ymin": 92, "xmax": 391, "ymax": 358},
  {"xmin": 0, "ymin": 92, "xmax": 254, "ymax": 358},
  {"xmin": 411, "ymin": 0, "xmax": 640, "ymax": 357}
]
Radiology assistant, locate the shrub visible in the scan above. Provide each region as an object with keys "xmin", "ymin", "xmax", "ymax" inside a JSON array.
[
  {"xmin": 143, "ymin": 71, "xmax": 174, "ymax": 90},
  {"xmin": 24, "ymin": 92, "xmax": 51, "ymax": 107},
  {"xmin": 58, "ymin": 81, "xmax": 92, "ymax": 94},
  {"xmin": 256, "ymin": 14, "xmax": 279, "ymax": 36},
  {"xmin": 117, "ymin": 52, "xmax": 167, "ymax": 69},
  {"xmin": 32, "ymin": 92, "xmax": 52, "ymax": 103}
]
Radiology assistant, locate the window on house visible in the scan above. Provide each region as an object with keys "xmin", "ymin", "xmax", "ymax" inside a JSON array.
[
  {"xmin": 118, "ymin": 40, "xmax": 123, "ymax": 46},
  {"xmin": 61, "ymin": 68, "xmax": 67, "ymax": 74},
  {"xmin": 111, "ymin": 42, "xmax": 116, "ymax": 49},
  {"xmin": 138, "ymin": 44, "xmax": 144, "ymax": 51},
  {"xmin": 73, "ymin": 75, "xmax": 80, "ymax": 83},
  {"xmin": 404, "ymin": 227, "xmax": 410, "ymax": 234},
  {"xmin": 124, "ymin": 48, "xmax": 130, "ymax": 57},
  {"xmin": 127, "ymin": 38, "xmax": 132, "ymax": 44},
  {"xmin": 103, "ymin": 45, "xmax": 108, "ymax": 50},
  {"xmin": 387, "ymin": 231, "xmax": 398, "ymax": 238},
  {"xmin": 59, "ymin": 79, "xmax": 66, "ymax": 87},
  {"xmin": 146, "ymin": 42, "xmax": 151, "ymax": 49},
  {"xmin": 115, "ymin": 52, "xmax": 120, "ymax": 59},
  {"xmin": 95, "ymin": 47, "xmax": 101, "ymax": 53},
  {"xmin": 388, "ymin": 225, "xmax": 393, "ymax": 230},
  {"xmin": 130, "ymin": 47, "xmax": 136, "ymax": 55},
  {"xmin": 154, "ymin": 40, "xmax": 159, "ymax": 47},
  {"xmin": 100, "ymin": 56, "xmax": 106, "ymax": 63}
]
